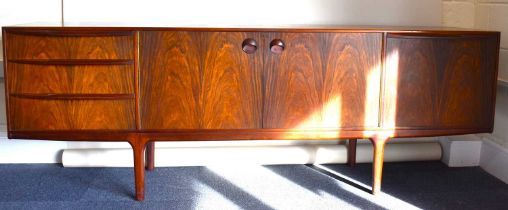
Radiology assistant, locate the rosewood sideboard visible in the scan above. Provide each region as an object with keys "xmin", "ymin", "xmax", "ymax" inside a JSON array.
[{"xmin": 1, "ymin": 26, "xmax": 500, "ymax": 201}]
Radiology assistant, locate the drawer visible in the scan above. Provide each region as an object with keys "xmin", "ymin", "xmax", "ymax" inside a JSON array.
[
  {"xmin": 5, "ymin": 32, "xmax": 134, "ymax": 59},
  {"xmin": 8, "ymin": 63, "xmax": 134, "ymax": 94},
  {"xmin": 9, "ymin": 98, "xmax": 136, "ymax": 131}
]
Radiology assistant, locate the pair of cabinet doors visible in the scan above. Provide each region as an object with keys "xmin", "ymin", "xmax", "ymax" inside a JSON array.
[{"xmin": 139, "ymin": 31, "xmax": 382, "ymax": 130}]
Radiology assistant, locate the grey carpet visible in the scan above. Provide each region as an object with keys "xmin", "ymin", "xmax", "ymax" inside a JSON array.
[{"xmin": 0, "ymin": 161, "xmax": 506, "ymax": 210}]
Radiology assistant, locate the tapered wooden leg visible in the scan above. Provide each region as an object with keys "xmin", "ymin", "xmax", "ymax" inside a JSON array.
[
  {"xmin": 347, "ymin": 139, "xmax": 357, "ymax": 167},
  {"xmin": 145, "ymin": 141, "xmax": 155, "ymax": 171},
  {"xmin": 129, "ymin": 136, "xmax": 147, "ymax": 201},
  {"xmin": 369, "ymin": 135, "xmax": 390, "ymax": 195}
]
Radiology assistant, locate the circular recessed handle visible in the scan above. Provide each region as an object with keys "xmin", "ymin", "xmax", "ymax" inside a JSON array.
[
  {"xmin": 270, "ymin": 39, "xmax": 285, "ymax": 54},
  {"xmin": 242, "ymin": 38, "xmax": 258, "ymax": 54}
]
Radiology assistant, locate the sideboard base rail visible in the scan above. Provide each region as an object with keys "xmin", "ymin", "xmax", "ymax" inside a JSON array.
[{"xmin": 8, "ymin": 128, "xmax": 491, "ymax": 141}]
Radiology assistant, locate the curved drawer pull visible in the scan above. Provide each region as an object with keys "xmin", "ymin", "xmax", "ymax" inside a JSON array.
[
  {"xmin": 270, "ymin": 39, "xmax": 285, "ymax": 54},
  {"xmin": 242, "ymin": 38, "xmax": 258, "ymax": 54}
]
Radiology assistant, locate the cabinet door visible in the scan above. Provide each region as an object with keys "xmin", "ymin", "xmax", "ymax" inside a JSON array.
[
  {"xmin": 383, "ymin": 34, "xmax": 498, "ymax": 129},
  {"xmin": 263, "ymin": 33, "xmax": 382, "ymax": 129},
  {"xmin": 140, "ymin": 31, "xmax": 262, "ymax": 129}
]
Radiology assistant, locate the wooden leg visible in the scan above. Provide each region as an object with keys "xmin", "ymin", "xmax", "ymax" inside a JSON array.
[
  {"xmin": 369, "ymin": 135, "xmax": 390, "ymax": 195},
  {"xmin": 347, "ymin": 139, "xmax": 357, "ymax": 167},
  {"xmin": 129, "ymin": 136, "xmax": 147, "ymax": 201},
  {"xmin": 145, "ymin": 141, "xmax": 155, "ymax": 171}
]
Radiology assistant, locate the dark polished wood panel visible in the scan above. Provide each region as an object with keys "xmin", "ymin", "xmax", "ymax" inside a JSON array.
[
  {"xmin": 6, "ymin": 29, "xmax": 134, "ymax": 36},
  {"xmin": 139, "ymin": 31, "xmax": 262, "ymax": 129},
  {"xmin": 199, "ymin": 32, "xmax": 262, "ymax": 128},
  {"xmin": 8, "ymin": 59, "xmax": 133, "ymax": 65},
  {"xmin": 139, "ymin": 31, "xmax": 201, "ymax": 129},
  {"xmin": 263, "ymin": 33, "xmax": 382, "ymax": 129},
  {"xmin": 6, "ymin": 34, "xmax": 133, "ymax": 59},
  {"xmin": 10, "ymin": 93, "xmax": 134, "ymax": 100},
  {"xmin": 9, "ymin": 98, "xmax": 135, "ymax": 130},
  {"xmin": 384, "ymin": 34, "xmax": 498, "ymax": 129},
  {"xmin": 8, "ymin": 64, "xmax": 134, "ymax": 94},
  {"xmin": 263, "ymin": 33, "xmax": 323, "ymax": 129},
  {"xmin": 9, "ymin": 128, "xmax": 492, "ymax": 142}
]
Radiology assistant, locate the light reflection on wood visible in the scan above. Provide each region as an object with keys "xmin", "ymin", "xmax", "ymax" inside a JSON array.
[
  {"xmin": 365, "ymin": 64, "xmax": 381, "ymax": 129},
  {"xmin": 382, "ymin": 50, "xmax": 400, "ymax": 137}
]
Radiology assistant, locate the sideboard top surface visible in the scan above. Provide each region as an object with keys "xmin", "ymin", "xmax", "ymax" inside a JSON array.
[{"xmin": 1, "ymin": 25, "xmax": 500, "ymax": 35}]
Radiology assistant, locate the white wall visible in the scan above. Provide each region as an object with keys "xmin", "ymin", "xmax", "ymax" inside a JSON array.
[
  {"xmin": 0, "ymin": 0, "xmax": 442, "ymax": 163},
  {"xmin": 63, "ymin": 0, "xmax": 441, "ymax": 27}
]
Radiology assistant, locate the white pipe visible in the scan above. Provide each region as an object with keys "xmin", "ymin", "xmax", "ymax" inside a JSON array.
[{"xmin": 62, "ymin": 142, "xmax": 441, "ymax": 167}]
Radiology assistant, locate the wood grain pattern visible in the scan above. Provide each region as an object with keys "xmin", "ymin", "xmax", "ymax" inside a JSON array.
[
  {"xmin": 9, "ymin": 98, "xmax": 135, "ymax": 130},
  {"xmin": 347, "ymin": 138, "xmax": 357, "ymax": 167},
  {"xmin": 139, "ymin": 31, "xmax": 201, "ymax": 129},
  {"xmin": 134, "ymin": 31, "xmax": 141, "ymax": 130},
  {"xmin": 370, "ymin": 135, "xmax": 390, "ymax": 195},
  {"xmin": 8, "ymin": 64, "xmax": 134, "ymax": 94},
  {"xmin": 263, "ymin": 33, "xmax": 323, "ymax": 129},
  {"xmin": 383, "ymin": 34, "xmax": 498, "ymax": 129},
  {"xmin": 263, "ymin": 33, "xmax": 382, "ymax": 129},
  {"xmin": 139, "ymin": 31, "xmax": 262, "ymax": 129},
  {"xmin": 9, "ymin": 128, "xmax": 492, "ymax": 142},
  {"xmin": 200, "ymin": 32, "xmax": 262, "ymax": 128},
  {"xmin": 3, "ymin": 29, "xmax": 12, "ymax": 131},
  {"xmin": 10, "ymin": 93, "xmax": 134, "ymax": 100},
  {"xmin": 128, "ymin": 136, "xmax": 148, "ymax": 201},
  {"xmin": 6, "ymin": 29, "xmax": 134, "ymax": 37},
  {"xmin": 6, "ymin": 33, "xmax": 133, "ymax": 59},
  {"xmin": 8, "ymin": 59, "xmax": 133, "ymax": 65},
  {"xmin": 145, "ymin": 141, "xmax": 155, "ymax": 171}
]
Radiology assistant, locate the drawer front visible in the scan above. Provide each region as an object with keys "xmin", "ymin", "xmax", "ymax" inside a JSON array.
[
  {"xmin": 8, "ymin": 64, "xmax": 134, "ymax": 94},
  {"xmin": 9, "ymin": 98, "xmax": 136, "ymax": 131},
  {"xmin": 263, "ymin": 32, "xmax": 382, "ymax": 129},
  {"xmin": 5, "ymin": 32, "xmax": 134, "ymax": 59},
  {"xmin": 383, "ymin": 33, "xmax": 498, "ymax": 129}
]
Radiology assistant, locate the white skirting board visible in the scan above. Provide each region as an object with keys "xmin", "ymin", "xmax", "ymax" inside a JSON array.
[
  {"xmin": 62, "ymin": 142, "xmax": 442, "ymax": 167},
  {"xmin": 480, "ymin": 136, "xmax": 508, "ymax": 184}
]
